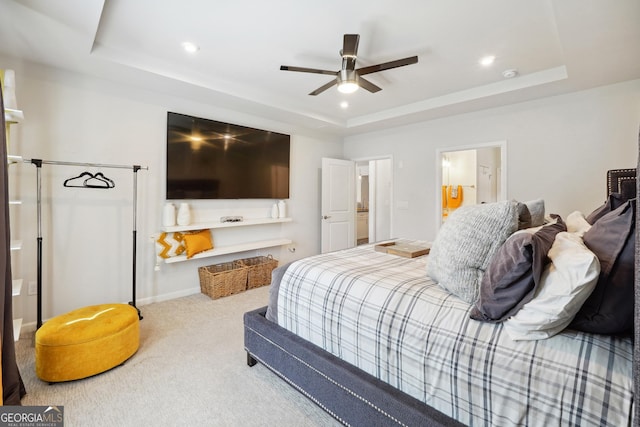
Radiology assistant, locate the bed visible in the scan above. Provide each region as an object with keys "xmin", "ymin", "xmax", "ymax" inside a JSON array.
[{"xmin": 244, "ymin": 168, "xmax": 637, "ymax": 426}]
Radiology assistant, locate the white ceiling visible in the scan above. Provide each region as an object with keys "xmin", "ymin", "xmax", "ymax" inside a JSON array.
[{"xmin": 1, "ymin": 0, "xmax": 639, "ymax": 135}]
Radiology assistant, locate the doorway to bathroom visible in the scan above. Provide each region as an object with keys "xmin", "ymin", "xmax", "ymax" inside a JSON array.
[{"xmin": 436, "ymin": 141, "xmax": 507, "ymax": 229}]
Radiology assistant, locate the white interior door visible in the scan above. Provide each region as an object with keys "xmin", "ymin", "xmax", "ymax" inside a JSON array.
[{"xmin": 321, "ymin": 158, "xmax": 355, "ymax": 253}]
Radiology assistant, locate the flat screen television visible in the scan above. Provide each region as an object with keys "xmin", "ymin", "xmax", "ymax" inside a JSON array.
[{"xmin": 166, "ymin": 112, "xmax": 290, "ymax": 199}]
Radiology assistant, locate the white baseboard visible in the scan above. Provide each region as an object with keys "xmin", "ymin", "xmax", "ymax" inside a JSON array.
[
  {"xmin": 17, "ymin": 287, "xmax": 203, "ymax": 338},
  {"xmin": 135, "ymin": 287, "xmax": 201, "ymax": 306}
]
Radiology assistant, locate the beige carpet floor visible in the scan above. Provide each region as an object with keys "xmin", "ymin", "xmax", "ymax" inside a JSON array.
[{"xmin": 15, "ymin": 287, "xmax": 340, "ymax": 426}]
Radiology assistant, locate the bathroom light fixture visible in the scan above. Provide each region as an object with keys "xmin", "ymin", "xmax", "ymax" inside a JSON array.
[{"xmin": 340, "ymin": 101, "xmax": 349, "ymax": 109}]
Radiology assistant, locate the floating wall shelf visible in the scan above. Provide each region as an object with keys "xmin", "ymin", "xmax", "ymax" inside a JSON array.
[
  {"xmin": 162, "ymin": 217, "xmax": 292, "ymax": 233},
  {"xmin": 164, "ymin": 238, "xmax": 292, "ymax": 264}
]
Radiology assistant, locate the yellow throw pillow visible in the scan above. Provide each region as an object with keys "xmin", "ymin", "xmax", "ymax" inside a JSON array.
[
  {"xmin": 183, "ymin": 229, "xmax": 213, "ymax": 258},
  {"xmin": 156, "ymin": 232, "xmax": 186, "ymax": 259}
]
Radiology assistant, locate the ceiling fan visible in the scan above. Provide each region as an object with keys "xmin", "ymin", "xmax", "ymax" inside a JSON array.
[{"xmin": 280, "ymin": 34, "xmax": 418, "ymax": 96}]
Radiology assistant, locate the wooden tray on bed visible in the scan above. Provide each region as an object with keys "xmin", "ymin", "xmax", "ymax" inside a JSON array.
[{"xmin": 374, "ymin": 241, "xmax": 430, "ymax": 258}]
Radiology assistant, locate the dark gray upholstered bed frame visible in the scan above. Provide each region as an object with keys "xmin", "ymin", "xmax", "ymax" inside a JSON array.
[{"xmin": 244, "ymin": 165, "xmax": 639, "ymax": 426}]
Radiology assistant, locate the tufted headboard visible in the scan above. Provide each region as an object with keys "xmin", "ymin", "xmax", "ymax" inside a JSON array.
[{"xmin": 608, "ymin": 168, "xmax": 636, "ymax": 200}]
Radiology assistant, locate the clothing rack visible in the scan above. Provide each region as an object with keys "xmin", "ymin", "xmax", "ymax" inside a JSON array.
[{"xmin": 12, "ymin": 156, "xmax": 148, "ymax": 328}]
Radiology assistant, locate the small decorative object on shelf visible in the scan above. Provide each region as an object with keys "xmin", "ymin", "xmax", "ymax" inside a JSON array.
[
  {"xmin": 1, "ymin": 69, "xmax": 18, "ymax": 110},
  {"xmin": 162, "ymin": 202, "xmax": 176, "ymax": 226},
  {"xmin": 271, "ymin": 203, "xmax": 279, "ymax": 219},
  {"xmin": 220, "ymin": 216, "xmax": 243, "ymax": 223},
  {"xmin": 177, "ymin": 202, "xmax": 191, "ymax": 226},
  {"xmin": 278, "ymin": 200, "xmax": 286, "ymax": 218}
]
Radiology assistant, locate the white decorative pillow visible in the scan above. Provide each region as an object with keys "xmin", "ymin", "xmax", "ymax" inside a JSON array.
[
  {"xmin": 503, "ymin": 231, "xmax": 600, "ymax": 341},
  {"xmin": 426, "ymin": 200, "xmax": 519, "ymax": 303},
  {"xmin": 565, "ymin": 210, "xmax": 591, "ymax": 237},
  {"xmin": 156, "ymin": 232, "xmax": 186, "ymax": 259}
]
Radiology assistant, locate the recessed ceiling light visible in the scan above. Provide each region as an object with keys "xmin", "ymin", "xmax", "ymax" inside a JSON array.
[
  {"xmin": 479, "ymin": 55, "xmax": 495, "ymax": 66},
  {"xmin": 340, "ymin": 101, "xmax": 349, "ymax": 109},
  {"xmin": 181, "ymin": 42, "xmax": 199, "ymax": 53}
]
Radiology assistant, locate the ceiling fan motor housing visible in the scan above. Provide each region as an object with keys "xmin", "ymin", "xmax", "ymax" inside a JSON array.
[{"xmin": 339, "ymin": 69, "xmax": 358, "ymax": 84}]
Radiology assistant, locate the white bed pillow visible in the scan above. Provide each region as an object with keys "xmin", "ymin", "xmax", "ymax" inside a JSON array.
[
  {"xmin": 565, "ymin": 210, "xmax": 591, "ymax": 237},
  {"xmin": 503, "ymin": 231, "xmax": 600, "ymax": 341},
  {"xmin": 427, "ymin": 200, "xmax": 518, "ymax": 304}
]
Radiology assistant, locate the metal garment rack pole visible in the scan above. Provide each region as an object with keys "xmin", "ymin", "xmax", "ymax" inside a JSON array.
[{"xmin": 17, "ymin": 157, "xmax": 148, "ymax": 328}]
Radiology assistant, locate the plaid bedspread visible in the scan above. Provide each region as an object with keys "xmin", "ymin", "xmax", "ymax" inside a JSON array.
[{"xmin": 276, "ymin": 241, "xmax": 634, "ymax": 426}]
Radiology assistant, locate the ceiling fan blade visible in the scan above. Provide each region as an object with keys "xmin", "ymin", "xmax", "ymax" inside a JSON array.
[
  {"xmin": 342, "ymin": 34, "xmax": 360, "ymax": 58},
  {"xmin": 309, "ymin": 79, "xmax": 337, "ymax": 96},
  {"xmin": 357, "ymin": 76, "xmax": 382, "ymax": 93},
  {"xmin": 280, "ymin": 65, "xmax": 337, "ymax": 76},
  {"xmin": 357, "ymin": 56, "xmax": 418, "ymax": 76}
]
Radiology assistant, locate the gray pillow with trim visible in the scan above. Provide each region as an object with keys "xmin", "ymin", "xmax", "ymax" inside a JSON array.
[
  {"xmin": 570, "ymin": 198, "xmax": 635, "ymax": 334},
  {"xmin": 427, "ymin": 200, "xmax": 519, "ymax": 303},
  {"xmin": 470, "ymin": 215, "xmax": 566, "ymax": 322}
]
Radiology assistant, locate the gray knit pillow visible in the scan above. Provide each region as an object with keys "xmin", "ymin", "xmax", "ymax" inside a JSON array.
[
  {"xmin": 427, "ymin": 200, "xmax": 519, "ymax": 303},
  {"xmin": 524, "ymin": 198, "xmax": 545, "ymax": 227}
]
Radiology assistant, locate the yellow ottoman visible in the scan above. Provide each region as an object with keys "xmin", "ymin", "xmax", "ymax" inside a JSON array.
[{"xmin": 35, "ymin": 303, "xmax": 140, "ymax": 382}]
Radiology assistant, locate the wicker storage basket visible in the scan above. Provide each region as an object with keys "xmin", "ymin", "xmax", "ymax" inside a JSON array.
[
  {"xmin": 236, "ymin": 255, "xmax": 278, "ymax": 289},
  {"xmin": 198, "ymin": 262, "xmax": 248, "ymax": 299}
]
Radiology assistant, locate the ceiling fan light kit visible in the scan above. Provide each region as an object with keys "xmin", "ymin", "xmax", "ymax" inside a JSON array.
[
  {"xmin": 337, "ymin": 70, "xmax": 359, "ymax": 93},
  {"xmin": 281, "ymin": 34, "xmax": 418, "ymax": 96}
]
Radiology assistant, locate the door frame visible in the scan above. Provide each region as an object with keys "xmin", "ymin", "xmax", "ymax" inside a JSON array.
[
  {"xmin": 435, "ymin": 141, "xmax": 507, "ymax": 231},
  {"xmin": 352, "ymin": 155, "xmax": 394, "ymax": 243}
]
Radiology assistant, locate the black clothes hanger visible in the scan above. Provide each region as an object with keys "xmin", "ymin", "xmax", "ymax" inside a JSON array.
[
  {"xmin": 63, "ymin": 171, "xmax": 95, "ymax": 188},
  {"xmin": 63, "ymin": 171, "xmax": 114, "ymax": 189},
  {"xmin": 86, "ymin": 172, "xmax": 115, "ymax": 188}
]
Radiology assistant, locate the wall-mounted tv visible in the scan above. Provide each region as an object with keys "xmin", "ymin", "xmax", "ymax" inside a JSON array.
[{"xmin": 166, "ymin": 112, "xmax": 290, "ymax": 200}]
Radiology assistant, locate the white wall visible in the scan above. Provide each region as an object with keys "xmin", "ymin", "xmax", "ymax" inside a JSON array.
[
  {"xmin": 6, "ymin": 54, "xmax": 640, "ymax": 329},
  {"xmin": 4, "ymin": 59, "xmax": 342, "ymax": 328},
  {"xmin": 344, "ymin": 79, "xmax": 640, "ymax": 241}
]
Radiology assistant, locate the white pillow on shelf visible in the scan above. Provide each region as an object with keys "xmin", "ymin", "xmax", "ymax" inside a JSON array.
[{"xmin": 156, "ymin": 232, "xmax": 186, "ymax": 259}]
